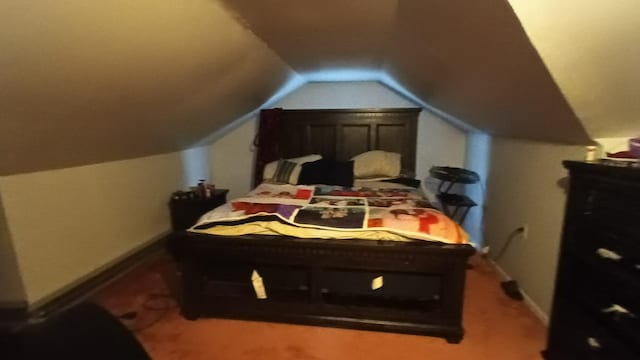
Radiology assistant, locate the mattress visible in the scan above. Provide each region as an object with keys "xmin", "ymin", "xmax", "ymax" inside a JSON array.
[{"xmin": 189, "ymin": 182, "xmax": 468, "ymax": 244}]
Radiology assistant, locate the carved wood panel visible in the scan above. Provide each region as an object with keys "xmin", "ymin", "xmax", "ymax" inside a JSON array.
[{"xmin": 257, "ymin": 108, "xmax": 419, "ymax": 179}]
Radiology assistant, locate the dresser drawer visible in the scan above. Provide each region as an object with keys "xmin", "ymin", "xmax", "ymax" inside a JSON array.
[
  {"xmin": 568, "ymin": 259, "xmax": 640, "ymax": 347},
  {"xmin": 547, "ymin": 300, "xmax": 638, "ymax": 360},
  {"xmin": 572, "ymin": 224, "xmax": 640, "ymax": 285},
  {"xmin": 580, "ymin": 185, "xmax": 640, "ymax": 232}
]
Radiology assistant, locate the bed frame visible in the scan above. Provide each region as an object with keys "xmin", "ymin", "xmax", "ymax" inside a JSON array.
[{"xmin": 172, "ymin": 108, "xmax": 475, "ymax": 343}]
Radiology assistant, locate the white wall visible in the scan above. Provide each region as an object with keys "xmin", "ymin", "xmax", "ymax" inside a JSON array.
[
  {"xmin": 484, "ymin": 137, "xmax": 584, "ymax": 318},
  {"xmin": 274, "ymin": 81, "xmax": 417, "ymax": 108},
  {"xmin": 595, "ymin": 137, "xmax": 635, "ymax": 155},
  {"xmin": 211, "ymin": 81, "xmax": 468, "ymax": 200},
  {"xmin": 181, "ymin": 146, "xmax": 212, "ymax": 189},
  {"xmin": 0, "ymin": 152, "xmax": 183, "ymax": 305},
  {"xmin": 210, "ymin": 120, "xmax": 258, "ymax": 199}
]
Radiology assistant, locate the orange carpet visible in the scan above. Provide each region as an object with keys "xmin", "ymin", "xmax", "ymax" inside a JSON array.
[{"xmin": 94, "ymin": 254, "xmax": 546, "ymax": 360}]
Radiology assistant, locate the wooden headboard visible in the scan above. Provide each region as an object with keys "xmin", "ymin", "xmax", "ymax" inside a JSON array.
[{"xmin": 254, "ymin": 108, "xmax": 419, "ymax": 185}]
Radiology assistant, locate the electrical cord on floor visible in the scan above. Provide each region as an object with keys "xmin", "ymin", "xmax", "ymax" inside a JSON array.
[
  {"xmin": 491, "ymin": 227, "xmax": 526, "ymax": 301},
  {"xmin": 141, "ymin": 293, "xmax": 177, "ymax": 311},
  {"xmin": 118, "ymin": 293, "xmax": 177, "ymax": 332},
  {"xmin": 492, "ymin": 226, "xmax": 525, "ymax": 261}
]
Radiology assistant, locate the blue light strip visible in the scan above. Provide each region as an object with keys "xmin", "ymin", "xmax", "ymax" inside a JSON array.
[{"xmin": 298, "ymin": 68, "xmax": 385, "ymax": 82}]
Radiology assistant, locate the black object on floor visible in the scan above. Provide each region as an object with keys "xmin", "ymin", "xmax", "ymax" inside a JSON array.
[
  {"xmin": 18, "ymin": 302, "xmax": 150, "ymax": 360},
  {"xmin": 119, "ymin": 311, "xmax": 139, "ymax": 320},
  {"xmin": 501, "ymin": 280, "xmax": 524, "ymax": 301}
]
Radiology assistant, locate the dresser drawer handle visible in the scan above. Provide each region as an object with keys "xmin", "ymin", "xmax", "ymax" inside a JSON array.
[
  {"xmin": 596, "ymin": 248, "xmax": 622, "ymax": 261},
  {"xmin": 601, "ymin": 304, "xmax": 636, "ymax": 318},
  {"xmin": 587, "ymin": 337, "xmax": 601, "ymax": 349}
]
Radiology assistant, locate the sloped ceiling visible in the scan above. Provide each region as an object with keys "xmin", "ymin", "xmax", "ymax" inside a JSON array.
[
  {"xmin": 3, "ymin": 0, "xmax": 628, "ymax": 175},
  {"xmin": 220, "ymin": 0, "xmax": 398, "ymax": 71},
  {"xmin": 384, "ymin": 0, "xmax": 591, "ymax": 143},
  {"xmin": 224, "ymin": 0, "xmax": 591, "ymax": 144},
  {"xmin": 509, "ymin": 0, "xmax": 640, "ymax": 138},
  {"xmin": 0, "ymin": 0, "xmax": 295, "ymax": 175}
]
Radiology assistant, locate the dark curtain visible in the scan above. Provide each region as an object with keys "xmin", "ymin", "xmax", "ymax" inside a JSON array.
[{"xmin": 253, "ymin": 108, "xmax": 283, "ymax": 188}]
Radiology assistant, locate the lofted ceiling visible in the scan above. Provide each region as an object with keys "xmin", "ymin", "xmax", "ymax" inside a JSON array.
[
  {"xmin": 0, "ymin": 0, "xmax": 295, "ymax": 175},
  {"xmin": 2, "ymin": 0, "xmax": 636, "ymax": 176},
  {"xmin": 509, "ymin": 0, "xmax": 640, "ymax": 138}
]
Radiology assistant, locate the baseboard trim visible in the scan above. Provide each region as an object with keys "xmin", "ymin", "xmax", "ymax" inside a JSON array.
[
  {"xmin": 488, "ymin": 259, "xmax": 549, "ymax": 327},
  {"xmin": 0, "ymin": 302, "xmax": 28, "ymax": 326},
  {"xmin": 1, "ymin": 233, "xmax": 169, "ymax": 327}
]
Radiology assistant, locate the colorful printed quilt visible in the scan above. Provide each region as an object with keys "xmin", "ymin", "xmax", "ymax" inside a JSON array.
[{"xmin": 191, "ymin": 183, "xmax": 468, "ymax": 244}]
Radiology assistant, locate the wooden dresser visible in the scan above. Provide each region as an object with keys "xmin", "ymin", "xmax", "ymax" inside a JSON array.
[{"xmin": 545, "ymin": 161, "xmax": 640, "ymax": 359}]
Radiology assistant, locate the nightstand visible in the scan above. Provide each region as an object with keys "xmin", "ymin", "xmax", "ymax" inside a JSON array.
[{"xmin": 168, "ymin": 189, "xmax": 229, "ymax": 231}]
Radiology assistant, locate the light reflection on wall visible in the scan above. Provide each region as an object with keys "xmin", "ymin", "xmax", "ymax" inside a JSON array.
[
  {"xmin": 464, "ymin": 133, "xmax": 491, "ymax": 248},
  {"xmin": 180, "ymin": 146, "xmax": 210, "ymax": 189}
]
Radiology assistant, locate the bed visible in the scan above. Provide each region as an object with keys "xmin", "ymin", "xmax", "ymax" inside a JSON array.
[{"xmin": 171, "ymin": 108, "xmax": 475, "ymax": 343}]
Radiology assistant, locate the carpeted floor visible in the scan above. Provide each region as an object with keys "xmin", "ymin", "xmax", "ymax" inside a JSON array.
[{"xmin": 94, "ymin": 254, "xmax": 547, "ymax": 360}]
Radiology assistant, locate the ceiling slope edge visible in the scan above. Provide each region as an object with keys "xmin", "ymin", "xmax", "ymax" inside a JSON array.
[
  {"xmin": 383, "ymin": 0, "xmax": 593, "ymax": 145},
  {"xmin": 0, "ymin": 0, "xmax": 298, "ymax": 176},
  {"xmin": 508, "ymin": 0, "xmax": 640, "ymax": 140}
]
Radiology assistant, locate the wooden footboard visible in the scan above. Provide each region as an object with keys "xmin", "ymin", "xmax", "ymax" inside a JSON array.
[{"xmin": 171, "ymin": 232, "xmax": 475, "ymax": 343}]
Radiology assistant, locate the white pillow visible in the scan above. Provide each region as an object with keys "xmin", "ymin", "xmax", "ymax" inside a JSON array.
[
  {"xmin": 351, "ymin": 151, "xmax": 401, "ymax": 178},
  {"xmin": 262, "ymin": 154, "xmax": 322, "ymax": 182}
]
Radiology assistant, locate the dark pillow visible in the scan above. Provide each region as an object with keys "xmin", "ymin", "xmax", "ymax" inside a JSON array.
[
  {"xmin": 298, "ymin": 159, "xmax": 330, "ymax": 185},
  {"xmin": 298, "ymin": 159, "xmax": 354, "ymax": 187},
  {"xmin": 382, "ymin": 177, "xmax": 421, "ymax": 188},
  {"xmin": 330, "ymin": 160, "xmax": 355, "ymax": 187}
]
